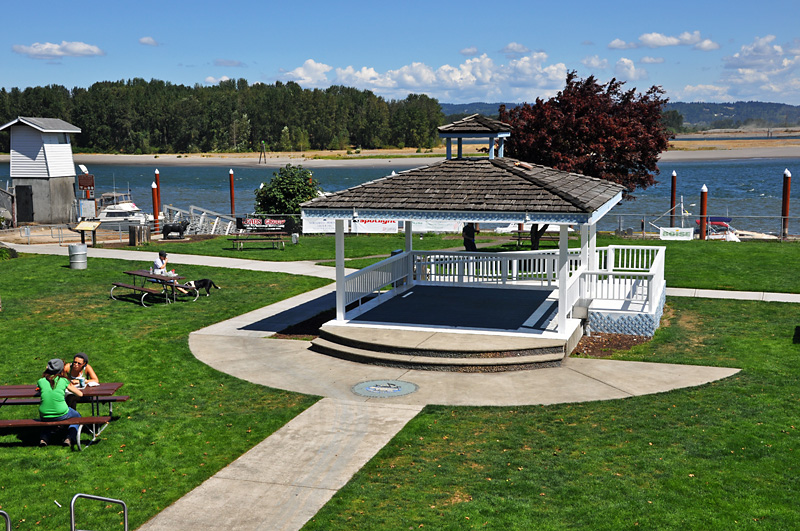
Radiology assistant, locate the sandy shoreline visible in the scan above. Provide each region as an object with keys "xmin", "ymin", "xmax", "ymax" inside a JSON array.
[{"xmin": 2, "ymin": 142, "xmax": 800, "ymax": 169}]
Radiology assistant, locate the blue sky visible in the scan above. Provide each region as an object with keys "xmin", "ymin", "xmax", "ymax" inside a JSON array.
[{"xmin": 3, "ymin": 0, "xmax": 800, "ymax": 105}]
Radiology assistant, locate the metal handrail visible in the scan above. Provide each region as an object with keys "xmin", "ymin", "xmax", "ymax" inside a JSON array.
[
  {"xmin": 0, "ymin": 510, "xmax": 10, "ymax": 531},
  {"xmin": 70, "ymin": 493, "xmax": 128, "ymax": 531}
]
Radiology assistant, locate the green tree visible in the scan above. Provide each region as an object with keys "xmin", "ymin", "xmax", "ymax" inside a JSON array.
[{"xmin": 255, "ymin": 165, "xmax": 320, "ymax": 231}]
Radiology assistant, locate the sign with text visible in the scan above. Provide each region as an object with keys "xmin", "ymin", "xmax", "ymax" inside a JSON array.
[
  {"xmin": 659, "ymin": 227, "xmax": 693, "ymax": 240},
  {"xmin": 302, "ymin": 217, "xmax": 337, "ymax": 234},
  {"xmin": 77, "ymin": 174, "xmax": 95, "ymax": 191},
  {"xmin": 242, "ymin": 216, "xmax": 286, "ymax": 231},
  {"xmin": 351, "ymin": 219, "xmax": 398, "ymax": 234}
]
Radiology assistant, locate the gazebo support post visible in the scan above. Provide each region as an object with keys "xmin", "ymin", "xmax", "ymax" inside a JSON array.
[
  {"xmin": 588, "ymin": 222, "xmax": 597, "ymax": 271},
  {"xmin": 335, "ymin": 219, "xmax": 346, "ymax": 320},
  {"xmin": 405, "ymin": 220, "xmax": 414, "ymax": 287},
  {"xmin": 404, "ymin": 220, "xmax": 413, "ymax": 252},
  {"xmin": 557, "ymin": 224, "xmax": 569, "ymax": 332}
]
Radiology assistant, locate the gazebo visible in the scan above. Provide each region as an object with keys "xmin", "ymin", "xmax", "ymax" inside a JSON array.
[{"xmin": 301, "ymin": 115, "xmax": 666, "ymax": 364}]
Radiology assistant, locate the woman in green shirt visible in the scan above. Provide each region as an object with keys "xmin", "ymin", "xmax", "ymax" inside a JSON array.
[{"xmin": 37, "ymin": 358, "xmax": 83, "ymax": 447}]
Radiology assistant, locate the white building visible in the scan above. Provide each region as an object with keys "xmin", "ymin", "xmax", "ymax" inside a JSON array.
[{"xmin": 0, "ymin": 116, "xmax": 81, "ymax": 224}]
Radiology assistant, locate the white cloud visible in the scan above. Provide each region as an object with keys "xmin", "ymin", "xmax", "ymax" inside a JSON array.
[
  {"xmin": 214, "ymin": 59, "xmax": 245, "ymax": 67},
  {"xmin": 205, "ymin": 75, "xmax": 231, "ymax": 84},
  {"xmin": 719, "ymin": 35, "xmax": 800, "ymax": 100},
  {"xmin": 694, "ymin": 39, "xmax": 720, "ymax": 51},
  {"xmin": 680, "ymin": 84, "xmax": 734, "ymax": 102},
  {"xmin": 139, "ymin": 36, "xmax": 159, "ymax": 46},
  {"xmin": 608, "ymin": 38, "xmax": 636, "ymax": 50},
  {"xmin": 460, "ymin": 46, "xmax": 479, "ymax": 56},
  {"xmin": 582, "ymin": 55, "xmax": 609, "ymax": 69},
  {"xmin": 501, "ymin": 42, "xmax": 531, "ymax": 58},
  {"xmin": 335, "ymin": 65, "xmax": 395, "ymax": 88},
  {"xmin": 609, "ymin": 30, "xmax": 718, "ymax": 51},
  {"xmin": 285, "ymin": 59, "xmax": 333, "ymax": 86},
  {"xmin": 615, "ymin": 58, "xmax": 647, "ymax": 80},
  {"xmin": 640, "ymin": 56, "xmax": 664, "ymax": 64},
  {"xmin": 12, "ymin": 41, "xmax": 105, "ymax": 60}
]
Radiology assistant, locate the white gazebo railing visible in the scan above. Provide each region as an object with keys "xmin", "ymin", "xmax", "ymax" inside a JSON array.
[{"xmin": 341, "ymin": 245, "xmax": 666, "ymax": 329}]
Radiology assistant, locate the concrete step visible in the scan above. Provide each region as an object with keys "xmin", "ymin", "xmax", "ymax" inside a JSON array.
[{"xmin": 310, "ymin": 337, "xmax": 566, "ymax": 372}]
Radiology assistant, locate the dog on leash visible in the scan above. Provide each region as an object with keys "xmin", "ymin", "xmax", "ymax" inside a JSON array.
[{"xmin": 185, "ymin": 279, "xmax": 221, "ymax": 296}]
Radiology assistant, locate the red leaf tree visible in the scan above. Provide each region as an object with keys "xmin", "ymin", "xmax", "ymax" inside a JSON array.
[{"xmin": 499, "ymin": 71, "xmax": 673, "ymax": 196}]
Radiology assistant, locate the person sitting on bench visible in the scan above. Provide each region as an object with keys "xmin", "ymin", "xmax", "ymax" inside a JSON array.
[
  {"xmin": 38, "ymin": 359, "xmax": 83, "ymax": 447},
  {"xmin": 152, "ymin": 250, "xmax": 188, "ymax": 294},
  {"xmin": 65, "ymin": 353, "xmax": 98, "ymax": 409}
]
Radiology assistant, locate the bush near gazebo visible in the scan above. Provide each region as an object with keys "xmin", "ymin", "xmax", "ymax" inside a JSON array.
[{"xmin": 255, "ymin": 164, "xmax": 321, "ymax": 232}]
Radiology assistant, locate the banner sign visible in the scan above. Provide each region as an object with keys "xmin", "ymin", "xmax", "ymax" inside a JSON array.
[
  {"xmin": 242, "ymin": 216, "xmax": 285, "ymax": 231},
  {"xmin": 408, "ymin": 220, "xmax": 463, "ymax": 233},
  {"xmin": 351, "ymin": 219, "xmax": 398, "ymax": 234},
  {"xmin": 302, "ymin": 217, "xmax": 337, "ymax": 234},
  {"xmin": 659, "ymin": 227, "xmax": 693, "ymax": 240}
]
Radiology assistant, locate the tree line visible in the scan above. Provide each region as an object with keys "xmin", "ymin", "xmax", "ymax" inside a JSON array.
[{"xmin": 0, "ymin": 78, "xmax": 444, "ymax": 154}]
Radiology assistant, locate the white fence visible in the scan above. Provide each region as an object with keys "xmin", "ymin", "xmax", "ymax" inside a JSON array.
[{"xmin": 342, "ymin": 245, "xmax": 666, "ymax": 328}]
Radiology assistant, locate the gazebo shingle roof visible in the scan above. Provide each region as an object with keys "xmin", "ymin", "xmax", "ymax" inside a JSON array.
[
  {"xmin": 302, "ymin": 157, "xmax": 624, "ymax": 223},
  {"xmin": 437, "ymin": 114, "xmax": 511, "ymax": 135}
]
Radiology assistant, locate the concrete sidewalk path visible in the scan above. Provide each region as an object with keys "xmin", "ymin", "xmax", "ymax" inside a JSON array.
[
  {"xmin": 3, "ymin": 242, "xmax": 349, "ymax": 280},
  {"xmin": 137, "ymin": 398, "xmax": 422, "ymax": 531}
]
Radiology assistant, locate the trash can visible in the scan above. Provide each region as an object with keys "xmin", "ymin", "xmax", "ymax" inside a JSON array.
[
  {"xmin": 291, "ymin": 233, "xmax": 299, "ymax": 245},
  {"xmin": 68, "ymin": 243, "xmax": 87, "ymax": 270}
]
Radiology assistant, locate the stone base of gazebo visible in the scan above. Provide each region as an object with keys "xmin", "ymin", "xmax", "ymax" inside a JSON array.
[{"xmin": 310, "ymin": 321, "xmax": 583, "ymax": 372}]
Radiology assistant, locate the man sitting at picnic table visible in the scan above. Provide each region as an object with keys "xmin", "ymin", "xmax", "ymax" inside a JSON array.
[
  {"xmin": 38, "ymin": 359, "xmax": 83, "ymax": 447},
  {"xmin": 64, "ymin": 352, "xmax": 98, "ymax": 409},
  {"xmin": 152, "ymin": 250, "xmax": 188, "ymax": 294}
]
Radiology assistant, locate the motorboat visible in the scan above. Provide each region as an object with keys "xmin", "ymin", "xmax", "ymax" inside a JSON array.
[{"xmin": 93, "ymin": 191, "xmax": 154, "ymax": 230}]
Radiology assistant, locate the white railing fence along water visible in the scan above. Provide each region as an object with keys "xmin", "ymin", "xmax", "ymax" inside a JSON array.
[
  {"xmin": 342, "ymin": 245, "xmax": 666, "ymax": 330},
  {"xmin": 163, "ymin": 205, "xmax": 236, "ymax": 235}
]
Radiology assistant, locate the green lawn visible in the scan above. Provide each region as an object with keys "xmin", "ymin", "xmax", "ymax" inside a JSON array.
[
  {"xmin": 304, "ymin": 296, "xmax": 800, "ymax": 530},
  {"xmin": 3, "ymin": 236, "xmax": 800, "ymax": 529},
  {"xmin": 0, "ymin": 253, "xmax": 329, "ymax": 530}
]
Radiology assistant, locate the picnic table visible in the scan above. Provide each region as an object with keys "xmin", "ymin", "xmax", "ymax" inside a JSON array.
[
  {"xmin": 228, "ymin": 230, "xmax": 289, "ymax": 250},
  {"xmin": 111, "ymin": 270, "xmax": 199, "ymax": 306},
  {"xmin": 0, "ymin": 382, "xmax": 128, "ymax": 450}
]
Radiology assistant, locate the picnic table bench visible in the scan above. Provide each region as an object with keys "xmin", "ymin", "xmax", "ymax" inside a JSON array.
[
  {"xmin": 111, "ymin": 271, "xmax": 199, "ymax": 306},
  {"xmin": 0, "ymin": 382, "xmax": 126, "ymax": 450},
  {"xmin": 510, "ymin": 230, "xmax": 560, "ymax": 247},
  {"xmin": 228, "ymin": 231, "xmax": 289, "ymax": 250},
  {"xmin": 0, "ymin": 416, "xmax": 112, "ymax": 450}
]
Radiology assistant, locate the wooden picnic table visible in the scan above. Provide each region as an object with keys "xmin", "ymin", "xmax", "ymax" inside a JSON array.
[
  {"xmin": 111, "ymin": 270, "xmax": 199, "ymax": 306},
  {"xmin": 0, "ymin": 382, "xmax": 127, "ymax": 449},
  {"xmin": 228, "ymin": 231, "xmax": 289, "ymax": 250}
]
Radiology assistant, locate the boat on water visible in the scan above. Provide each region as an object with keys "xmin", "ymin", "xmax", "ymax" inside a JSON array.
[{"xmin": 84, "ymin": 191, "xmax": 155, "ymax": 230}]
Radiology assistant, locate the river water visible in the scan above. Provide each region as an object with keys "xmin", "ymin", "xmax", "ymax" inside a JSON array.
[{"xmin": 77, "ymin": 158, "xmax": 800, "ymax": 236}]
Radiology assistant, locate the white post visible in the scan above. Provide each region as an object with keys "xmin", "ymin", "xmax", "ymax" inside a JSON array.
[
  {"xmin": 580, "ymin": 223, "xmax": 589, "ymax": 300},
  {"xmin": 588, "ymin": 222, "xmax": 597, "ymax": 271},
  {"xmin": 488, "ymin": 138, "xmax": 494, "ymax": 159},
  {"xmin": 335, "ymin": 219, "xmax": 346, "ymax": 320},
  {"xmin": 558, "ymin": 224, "xmax": 569, "ymax": 332},
  {"xmin": 405, "ymin": 220, "xmax": 414, "ymax": 287}
]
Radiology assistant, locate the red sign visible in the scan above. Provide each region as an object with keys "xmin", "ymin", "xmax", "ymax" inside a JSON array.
[{"xmin": 78, "ymin": 174, "xmax": 95, "ymax": 191}]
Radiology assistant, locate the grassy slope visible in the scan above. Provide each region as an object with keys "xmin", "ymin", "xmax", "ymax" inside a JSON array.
[{"xmin": 0, "ymin": 254, "xmax": 329, "ymax": 530}]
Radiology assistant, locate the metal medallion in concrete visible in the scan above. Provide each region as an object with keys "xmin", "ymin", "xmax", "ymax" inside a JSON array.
[{"xmin": 352, "ymin": 379, "xmax": 418, "ymax": 398}]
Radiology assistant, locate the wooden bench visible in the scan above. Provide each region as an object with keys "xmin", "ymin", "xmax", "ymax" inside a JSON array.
[
  {"xmin": 228, "ymin": 231, "xmax": 289, "ymax": 250},
  {"xmin": 0, "ymin": 416, "xmax": 112, "ymax": 450},
  {"xmin": 1, "ymin": 395, "xmax": 130, "ymax": 414},
  {"xmin": 110, "ymin": 282, "xmax": 163, "ymax": 306}
]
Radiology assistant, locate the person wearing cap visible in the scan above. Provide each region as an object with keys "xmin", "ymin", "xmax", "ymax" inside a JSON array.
[
  {"xmin": 152, "ymin": 250, "xmax": 188, "ymax": 294},
  {"xmin": 153, "ymin": 250, "xmax": 169, "ymax": 274},
  {"xmin": 64, "ymin": 353, "xmax": 98, "ymax": 409},
  {"xmin": 37, "ymin": 359, "xmax": 83, "ymax": 447}
]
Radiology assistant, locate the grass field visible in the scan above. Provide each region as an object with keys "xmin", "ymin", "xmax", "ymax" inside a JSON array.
[
  {"xmin": 0, "ymin": 253, "xmax": 328, "ymax": 530},
  {"xmin": 304, "ymin": 296, "xmax": 800, "ymax": 530},
  {"xmin": 2, "ymin": 236, "xmax": 800, "ymax": 529}
]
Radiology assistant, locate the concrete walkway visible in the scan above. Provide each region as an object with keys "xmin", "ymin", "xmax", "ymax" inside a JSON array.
[{"xmin": 4, "ymin": 242, "xmax": 772, "ymax": 530}]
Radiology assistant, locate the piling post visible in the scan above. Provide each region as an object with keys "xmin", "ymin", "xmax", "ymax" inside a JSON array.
[
  {"xmin": 154, "ymin": 169, "xmax": 161, "ymax": 220},
  {"xmin": 229, "ymin": 169, "xmax": 235, "ymax": 217},
  {"xmin": 699, "ymin": 184, "xmax": 708, "ymax": 240},
  {"xmin": 670, "ymin": 170, "xmax": 677, "ymax": 228},
  {"xmin": 782, "ymin": 169, "xmax": 792, "ymax": 240},
  {"xmin": 151, "ymin": 182, "xmax": 160, "ymax": 233}
]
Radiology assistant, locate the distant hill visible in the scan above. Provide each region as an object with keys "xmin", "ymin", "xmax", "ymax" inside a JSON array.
[
  {"xmin": 440, "ymin": 102, "xmax": 520, "ymax": 120},
  {"xmin": 663, "ymin": 102, "xmax": 800, "ymax": 128},
  {"xmin": 441, "ymin": 101, "xmax": 800, "ymax": 129}
]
